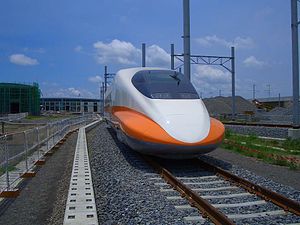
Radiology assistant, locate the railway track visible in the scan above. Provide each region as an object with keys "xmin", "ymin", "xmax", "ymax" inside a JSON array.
[{"xmin": 142, "ymin": 156, "xmax": 300, "ymax": 225}]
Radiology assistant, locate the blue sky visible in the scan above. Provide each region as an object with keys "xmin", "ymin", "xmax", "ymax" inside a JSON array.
[{"xmin": 0, "ymin": 0, "xmax": 296, "ymax": 99}]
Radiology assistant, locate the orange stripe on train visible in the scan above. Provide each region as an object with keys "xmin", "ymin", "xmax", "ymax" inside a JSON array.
[{"xmin": 111, "ymin": 106, "xmax": 224, "ymax": 146}]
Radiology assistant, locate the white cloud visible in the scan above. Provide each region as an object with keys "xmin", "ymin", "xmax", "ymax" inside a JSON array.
[
  {"xmin": 9, "ymin": 54, "xmax": 39, "ymax": 66},
  {"xmin": 68, "ymin": 87, "xmax": 81, "ymax": 96},
  {"xmin": 92, "ymin": 39, "xmax": 171, "ymax": 67},
  {"xmin": 146, "ymin": 45, "xmax": 170, "ymax": 68},
  {"xmin": 74, "ymin": 45, "xmax": 83, "ymax": 52},
  {"xmin": 243, "ymin": 56, "xmax": 266, "ymax": 68},
  {"xmin": 42, "ymin": 87, "xmax": 96, "ymax": 98},
  {"xmin": 93, "ymin": 39, "xmax": 140, "ymax": 65},
  {"xmin": 193, "ymin": 65, "xmax": 231, "ymax": 83},
  {"xmin": 195, "ymin": 35, "xmax": 255, "ymax": 49},
  {"xmin": 192, "ymin": 65, "xmax": 232, "ymax": 97},
  {"xmin": 88, "ymin": 75, "xmax": 102, "ymax": 83}
]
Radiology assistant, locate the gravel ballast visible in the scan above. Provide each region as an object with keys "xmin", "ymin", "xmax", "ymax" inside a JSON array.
[
  {"xmin": 88, "ymin": 123, "xmax": 300, "ymax": 224},
  {"xmin": 87, "ymin": 123, "xmax": 190, "ymax": 225},
  {"xmin": 0, "ymin": 131, "xmax": 77, "ymax": 225}
]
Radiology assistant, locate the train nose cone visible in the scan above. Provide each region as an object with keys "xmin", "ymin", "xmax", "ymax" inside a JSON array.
[{"xmin": 161, "ymin": 114, "xmax": 209, "ymax": 143}]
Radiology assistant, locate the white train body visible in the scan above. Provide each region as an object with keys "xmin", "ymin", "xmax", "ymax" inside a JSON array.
[{"xmin": 104, "ymin": 67, "xmax": 224, "ymax": 158}]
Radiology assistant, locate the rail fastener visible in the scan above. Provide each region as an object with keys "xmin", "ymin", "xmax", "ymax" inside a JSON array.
[
  {"xmin": 20, "ymin": 171, "xmax": 36, "ymax": 178},
  {"xmin": 0, "ymin": 189, "xmax": 20, "ymax": 198},
  {"xmin": 34, "ymin": 159, "xmax": 46, "ymax": 166},
  {"xmin": 44, "ymin": 151, "xmax": 54, "ymax": 156}
]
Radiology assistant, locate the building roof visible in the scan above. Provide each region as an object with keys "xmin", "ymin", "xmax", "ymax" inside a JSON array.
[
  {"xmin": 41, "ymin": 97, "xmax": 100, "ymax": 102},
  {"xmin": 0, "ymin": 82, "xmax": 39, "ymax": 88}
]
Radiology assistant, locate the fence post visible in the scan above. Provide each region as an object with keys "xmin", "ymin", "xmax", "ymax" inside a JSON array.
[
  {"xmin": 4, "ymin": 135, "xmax": 10, "ymax": 190},
  {"xmin": 23, "ymin": 132, "xmax": 29, "ymax": 172},
  {"xmin": 52, "ymin": 124, "xmax": 55, "ymax": 147},
  {"xmin": 47, "ymin": 125, "xmax": 49, "ymax": 151},
  {"xmin": 36, "ymin": 127, "xmax": 40, "ymax": 160}
]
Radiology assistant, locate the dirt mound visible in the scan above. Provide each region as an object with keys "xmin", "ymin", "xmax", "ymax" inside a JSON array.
[{"xmin": 203, "ymin": 96, "xmax": 256, "ymax": 115}]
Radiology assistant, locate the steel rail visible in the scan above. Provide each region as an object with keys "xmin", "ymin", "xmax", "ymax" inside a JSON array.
[
  {"xmin": 142, "ymin": 156, "xmax": 235, "ymax": 225},
  {"xmin": 196, "ymin": 159, "xmax": 300, "ymax": 216}
]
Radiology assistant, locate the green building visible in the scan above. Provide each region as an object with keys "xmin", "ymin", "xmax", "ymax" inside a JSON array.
[{"xmin": 0, "ymin": 83, "xmax": 41, "ymax": 115}]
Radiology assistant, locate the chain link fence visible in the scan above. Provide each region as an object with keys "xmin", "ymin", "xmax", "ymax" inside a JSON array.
[
  {"xmin": 0, "ymin": 112, "xmax": 28, "ymax": 122},
  {"xmin": 0, "ymin": 114, "xmax": 95, "ymax": 193}
]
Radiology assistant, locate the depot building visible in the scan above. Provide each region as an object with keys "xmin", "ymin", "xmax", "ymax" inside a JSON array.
[{"xmin": 40, "ymin": 97, "xmax": 101, "ymax": 113}]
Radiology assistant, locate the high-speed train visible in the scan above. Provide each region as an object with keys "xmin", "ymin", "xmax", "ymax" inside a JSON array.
[{"xmin": 104, "ymin": 67, "xmax": 225, "ymax": 158}]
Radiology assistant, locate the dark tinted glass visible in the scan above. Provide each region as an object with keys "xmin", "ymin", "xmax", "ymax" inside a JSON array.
[{"xmin": 132, "ymin": 70, "xmax": 199, "ymax": 99}]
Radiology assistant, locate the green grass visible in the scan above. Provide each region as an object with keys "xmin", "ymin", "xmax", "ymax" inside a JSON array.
[
  {"xmin": 282, "ymin": 138, "xmax": 300, "ymax": 152},
  {"xmin": 222, "ymin": 130, "xmax": 300, "ymax": 170},
  {"xmin": 25, "ymin": 115, "xmax": 45, "ymax": 120},
  {"xmin": 25, "ymin": 114, "xmax": 73, "ymax": 121},
  {"xmin": 224, "ymin": 130, "xmax": 300, "ymax": 156}
]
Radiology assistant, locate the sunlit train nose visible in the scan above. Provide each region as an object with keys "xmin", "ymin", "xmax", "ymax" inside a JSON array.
[{"xmin": 160, "ymin": 114, "xmax": 209, "ymax": 143}]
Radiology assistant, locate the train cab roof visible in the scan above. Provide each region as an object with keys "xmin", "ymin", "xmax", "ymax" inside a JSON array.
[{"xmin": 120, "ymin": 68, "xmax": 200, "ymax": 100}]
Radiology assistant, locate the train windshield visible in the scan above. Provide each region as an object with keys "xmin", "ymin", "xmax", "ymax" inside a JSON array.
[{"xmin": 132, "ymin": 70, "xmax": 199, "ymax": 99}]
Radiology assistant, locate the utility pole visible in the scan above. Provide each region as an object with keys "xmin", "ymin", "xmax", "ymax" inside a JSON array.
[
  {"xmin": 104, "ymin": 66, "xmax": 115, "ymax": 92},
  {"xmin": 231, "ymin": 46, "xmax": 236, "ymax": 120},
  {"xmin": 252, "ymin": 84, "xmax": 256, "ymax": 100},
  {"xmin": 291, "ymin": 0, "xmax": 300, "ymax": 127},
  {"xmin": 101, "ymin": 82, "xmax": 105, "ymax": 115},
  {"xmin": 99, "ymin": 82, "xmax": 103, "ymax": 113},
  {"xmin": 142, "ymin": 43, "xmax": 146, "ymax": 67},
  {"xmin": 278, "ymin": 93, "xmax": 281, "ymax": 107},
  {"xmin": 219, "ymin": 90, "xmax": 222, "ymax": 97},
  {"xmin": 183, "ymin": 0, "xmax": 191, "ymax": 80},
  {"xmin": 171, "ymin": 43, "xmax": 175, "ymax": 70},
  {"xmin": 173, "ymin": 46, "xmax": 236, "ymax": 118},
  {"xmin": 104, "ymin": 65, "xmax": 108, "ymax": 92}
]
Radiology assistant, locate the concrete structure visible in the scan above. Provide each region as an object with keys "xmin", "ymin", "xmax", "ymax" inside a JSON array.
[
  {"xmin": 41, "ymin": 98, "xmax": 101, "ymax": 113},
  {"xmin": 0, "ymin": 83, "xmax": 40, "ymax": 116},
  {"xmin": 63, "ymin": 123, "xmax": 99, "ymax": 225},
  {"xmin": 256, "ymin": 96, "xmax": 299, "ymax": 108},
  {"xmin": 288, "ymin": 128, "xmax": 300, "ymax": 139}
]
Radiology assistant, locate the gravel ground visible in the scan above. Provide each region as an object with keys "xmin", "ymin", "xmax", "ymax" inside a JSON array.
[
  {"xmin": 0, "ymin": 131, "xmax": 77, "ymax": 225},
  {"xmin": 203, "ymin": 96, "xmax": 256, "ymax": 115},
  {"xmin": 225, "ymin": 124, "xmax": 288, "ymax": 138}
]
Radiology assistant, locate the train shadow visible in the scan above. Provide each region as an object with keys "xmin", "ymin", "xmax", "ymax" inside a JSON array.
[
  {"xmin": 199, "ymin": 155, "xmax": 233, "ymax": 171},
  {"xmin": 106, "ymin": 126, "xmax": 153, "ymax": 172},
  {"xmin": 106, "ymin": 126, "xmax": 233, "ymax": 173}
]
